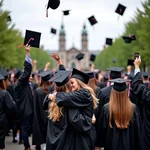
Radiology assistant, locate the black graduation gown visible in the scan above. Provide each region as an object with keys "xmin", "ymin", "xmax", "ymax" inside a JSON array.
[
  {"xmin": 0, "ymin": 90, "xmax": 16, "ymax": 144},
  {"xmin": 56, "ymin": 88, "xmax": 96, "ymax": 150},
  {"xmin": 96, "ymin": 103, "xmax": 143, "ymax": 150},
  {"xmin": 132, "ymin": 72, "xmax": 150, "ymax": 150},
  {"xmin": 15, "ymin": 61, "xmax": 33, "ymax": 119},
  {"xmin": 32, "ymin": 88, "xmax": 48, "ymax": 145},
  {"xmin": 97, "ymin": 82, "xmax": 106, "ymax": 89},
  {"xmin": 44, "ymin": 88, "xmax": 95, "ymax": 150}
]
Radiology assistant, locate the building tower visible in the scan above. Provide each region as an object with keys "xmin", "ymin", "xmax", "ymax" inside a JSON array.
[{"xmin": 81, "ymin": 23, "xmax": 88, "ymax": 51}]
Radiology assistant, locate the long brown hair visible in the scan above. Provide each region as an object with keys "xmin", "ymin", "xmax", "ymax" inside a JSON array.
[
  {"xmin": 75, "ymin": 79, "xmax": 98, "ymax": 109},
  {"xmin": 48, "ymin": 83, "xmax": 69, "ymax": 122},
  {"xmin": 109, "ymin": 88, "xmax": 134, "ymax": 129},
  {"xmin": 88, "ymin": 78, "xmax": 98, "ymax": 93}
]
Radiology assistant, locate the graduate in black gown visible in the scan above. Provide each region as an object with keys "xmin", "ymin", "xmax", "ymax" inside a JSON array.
[
  {"xmin": 47, "ymin": 68, "xmax": 98, "ymax": 150},
  {"xmin": 96, "ymin": 78, "xmax": 143, "ymax": 150},
  {"xmin": 142, "ymin": 72, "xmax": 149, "ymax": 88},
  {"xmin": 32, "ymin": 70, "xmax": 53, "ymax": 150},
  {"xmin": 0, "ymin": 73, "xmax": 16, "ymax": 150},
  {"xmin": 15, "ymin": 45, "xmax": 33, "ymax": 150},
  {"xmin": 131, "ymin": 56, "xmax": 150, "ymax": 150}
]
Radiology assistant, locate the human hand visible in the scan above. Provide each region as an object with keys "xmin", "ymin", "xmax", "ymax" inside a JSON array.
[
  {"xmin": 134, "ymin": 55, "xmax": 141, "ymax": 69},
  {"xmin": 48, "ymin": 93, "xmax": 56, "ymax": 101},
  {"xmin": 25, "ymin": 44, "xmax": 31, "ymax": 55},
  {"xmin": 52, "ymin": 53, "xmax": 60, "ymax": 61},
  {"xmin": 33, "ymin": 60, "xmax": 37, "ymax": 64}
]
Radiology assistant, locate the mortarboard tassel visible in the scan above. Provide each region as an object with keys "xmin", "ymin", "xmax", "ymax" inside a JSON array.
[{"xmin": 17, "ymin": 38, "xmax": 34, "ymax": 48}]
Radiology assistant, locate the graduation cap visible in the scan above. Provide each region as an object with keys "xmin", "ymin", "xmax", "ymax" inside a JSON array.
[
  {"xmin": 115, "ymin": 3, "xmax": 126, "ymax": 16},
  {"xmin": 109, "ymin": 78, "xmax": 131, "ymax": 92},
  {"xmin": 142, "ymin": 72, "xmax": 149, "ymax": 78},
  {"xmin": 0, "ymin": 73, "xmax": 4, "ymax": 81},
  {"xmin": 62, "ymin": 10, "xmax": 71, "ymax": 16},
  {"xmin": 106, "ymin": 67, "xmax": 124, "ymax": 79},
  {"xmin": 90, "ymin": 54, "xmax": 96, "ymax": 62},
  {"xmin": 0, "ymin": 69, "xmax": 9, "ymax": 79},
  {"xmin": 51, "ymin": 28, "xmax": 57, "ymax": 35},
  {"xmin": 127, "ymin": 59, "xmax": 134, "ymax": 66},
  {"xmin": 106, "ymin": 38, "xmax": 113, "ymax": 45},
  {"xmin": 85, "ymin": 71, "xmax": 95, "ymax": 79},
  {"xmin": 23, "ymin": 30, "xmax": 41, "ymax": 48},
  {"xmin": 38, "ymin": 70, "xmax": 53, "ymax": 81},
  {"xmin": 7, "ymin": 15, "xmax": 11, "ymax": 22},
  {"xmin": 112, "ymin": 58, "xmax": 117, "ymax": 63},
  {"xmin": 14, "ymin": 68, "xmax": 22, "ymax": 79},
  {"xmin": 71, "ymin": 68, "xmax": 90, "ymax": 84},
  {"xmin": 129, "ymin": 35, "xmax": 136, "ymax": 41},
  {"xmin": 88, "ymin": 15, "xmax": 98, "ymax": 26},
  {"xmin": 76, "ymin": 53, "xmax": 84, "ymax": 61},
  {"xmin": 122, "ymin": 36, "xmax": 132, "ymax": 43},
  {"xmin": 49, "ymin": 70, "xmax": 71, "ymax": 87}
]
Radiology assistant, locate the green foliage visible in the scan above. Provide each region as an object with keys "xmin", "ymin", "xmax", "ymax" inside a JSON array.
[
  {"xmin": 95, "ymin": 0, "xmax": 150, "ymax": 71},
  {"xmin": 0, "ymin": 0, "xmax": 52, "ymax": 69}
]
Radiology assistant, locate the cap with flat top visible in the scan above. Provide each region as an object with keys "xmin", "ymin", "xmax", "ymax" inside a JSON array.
[
  {"xmin": 62, "ymin": 10, "xmax": 71, "ymax": 16},
  {"xmin": 88, "ymin": 15, "xmax": 98, "ymax": 26},
  {"xmin": 127, "ymin": 59, "xmax": 134, "ymax": 66},
  {"xmin": 38, "ymin": 70, "xmax": 53, "ymax": 81},
  {"xmin": 90, "ymin": 54, "xmax": 96, "ymax": 62},
  {"xmin": 142, "ymin": 72, "xmax": 149, "ymax": 78},
  {"xmin": 115, "ymin": 3, "xmax": 126, "ymax": 16},
  {"xmin": 49, "ymin": 70, "xmax": 71, "ymax": 87},
  {"xmin": 47, "ymin": 0, "xmax": 60, "ymax": 10},
  {"xmin": 0, "ymin": 73, "xmax": 4, "ymax": 81},
  {"xmin": 122, "ymin": 36, "xmax": 132, "ymax": 43},
  {"xmin": 76, "ymin": 53, "xmax": 84, "ymax": 61},
  {"xmin": 51, "ymin": 28, "xmax": 57, "ymax": 34},
  {"xmin": 7, "ymin": 15, "xmax": 11, "ymax": 22},
  {"xmin": 71, "ymin": 68, "xmax": 90, "ymax": 84},
  {"xmin": 14, "ymin": 68, "xmax": 22, "ymax": 79},
  {"xmin": 112, "ymin": 58, "xmax": 117, "ymax": 63},
  {"xmin": 106, "ymin": 38, "xmax": 113, "ymax": 45},
  {"xmin": 106, "ymin": 67, "xmax": 124, "ymax": 79},
  {"xmin": 0, "ymin": 69, "xmax": 9, "ymax": 79},
  {"xmin": 85, "ymin": 71, "xmax": 95, "ymax": 79},
  {"xmin": 24, "ymin": 30, "xmax": 41, "ymax": 48},
  {"xmin": 109, "ymin": 78, "xmax": 131, "ymax": 92}
]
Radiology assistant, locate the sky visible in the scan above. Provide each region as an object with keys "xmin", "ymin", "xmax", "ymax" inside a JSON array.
[{"xmin": 3, "ymin": 0, "xmax": 144, "ymax": 51}]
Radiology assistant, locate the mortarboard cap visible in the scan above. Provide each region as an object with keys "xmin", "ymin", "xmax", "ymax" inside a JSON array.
[
  {"xmin": 38, "ymin": 70, "xmax": 53, "ymax": 81},
  {"xmin": 47, "ymin": 0, "xmax": 60, "ymax": 10},
  {"xmin": 106, "ymin": 38, "xmax": 113, "ymax": 45},
  {"xmin": 76, "ymin": 53, "xmax": 84, "ymax": 61},
  {"xmin": 122, "ymin": 36, "xmax": 132, "ymax": 43},
  {"xmin": 7, "ymin": 15, "xmax": 11, "ymax": 22},
  {"xmin": 115, "ymin": 3, "xmax": 126, "ymax": 16},
  {"xmin": 127, "ymin": 59, "xmax": 134, "ymax": 66},
  {"xmin": 106, "ymin": 67, "xmax": 124, "ymax": 79},
  {"xmin": 62, "ymin": 10, "xmax": 71, "ymax": 16},
  {"xmin": 14, "ymin": 68, "xmax": 22, "ymax": 79},
  {"xmin": 88, "ymin": 15, "xmax": 98, "ymax": 26},
  {"xmin": 130, "ymin": 35, "xmax": 136, "ymax": 41},
  {"xmin": 90, "ymin": 54, "xmax": 96, "ymax": 62},
  {"xmin": 49, "ymin": 70, "xmax": 71, "ymax": 87},
  {"xmin": 109, "ymin": 78, "xmax": 131, "ymax": 92},
  {"xmin": 142, "ymin": 72, "xmax": 149, "ymax": 78},
  {"xmin": 0, "ymin": 69, "xmax": 9, "ymax": 79},
  {"xmin": 24, "ymin": 30, "xmax": 41, "ymax": 48},
  {"xmin": 51, "ymin": 28, "xmax": 57, "ymax": 35},
  {"xmin": 0, "ymin": 73, "xmax": 4, "ymax": 81},
  {"xmin": 71, "ymin": 68, "xmax": 90, "ymax": 84},
  {"xmin": 112, "ymin": 58, "xmax": 117, "ymax": 63},
  {"xmin": 85, "ymin": 71, "xmax": 95, "ymax": 79}
]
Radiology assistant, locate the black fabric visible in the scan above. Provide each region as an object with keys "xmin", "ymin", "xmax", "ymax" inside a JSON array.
[
  {"xmin": 96, "ymin": 103, "xmax": 143, "ymax": 150},
  {"xmin": 132, "ymin": 72, "xmax": 150, "ymax": 150},
  {"xmin": 15, "ymin": 61, "xmax": 33, "ymax": 119},
  {"xmin": 44, "ymin": 88, "xmax": 96, "ymax": 150},
  {"xmin": 32, "ymin": 88, "xmax": 48, "ymax": 145},
  {"xmin": 97, "ymin": 82, "xmax": 106, "ymax": 89}
]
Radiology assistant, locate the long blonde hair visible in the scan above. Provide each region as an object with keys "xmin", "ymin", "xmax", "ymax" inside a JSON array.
[
  {"xmin": 75, "ymin": 79, "xmax": 99, "ymax": 109},
  {"xmin": 48, "ymin": 83, "xmax": 69, "ymax": 122},
  {"xmin": 109, "ymin": 88, "xmax": 134, "ymax": 129}
]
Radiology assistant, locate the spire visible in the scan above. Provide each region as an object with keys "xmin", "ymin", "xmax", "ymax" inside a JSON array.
[
  {"xmin": 82, "ymin": 23, "xmax": 87, "ymax": 34},
  {"xmin": 60, "ymin": 22, "xmax": 65, "ymax": 34}
]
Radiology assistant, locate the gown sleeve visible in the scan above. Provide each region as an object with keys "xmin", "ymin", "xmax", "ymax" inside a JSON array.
[
  {"xmin": 132, "ymin": 72, "xmax": 150, "ymax": 104},
  {"xmin": 56, "ymin": 88, "xmax": 92, "ymax": 107}
]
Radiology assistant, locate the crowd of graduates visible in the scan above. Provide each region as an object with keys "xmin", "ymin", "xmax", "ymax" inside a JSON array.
[{"xmin": 0, "ymin": 45, "xmax": 150, "ymax": 150}]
